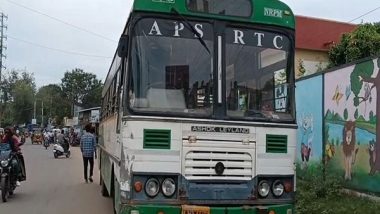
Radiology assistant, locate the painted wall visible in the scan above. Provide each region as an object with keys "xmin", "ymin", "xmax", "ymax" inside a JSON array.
[
  {"xmin": 295, "ymin": 49, "xmax": 329, "ymax": 79},
  {"xmin": 297, "ymin": 57, "xmax": 380, "ymax": 194},
  {"xmin": 295, "ymin": 76, "xmax": 323, "ymax": 175},
  {"xmin": 324, "ymin": 58, "xmax": 379, "ymax": 193}
]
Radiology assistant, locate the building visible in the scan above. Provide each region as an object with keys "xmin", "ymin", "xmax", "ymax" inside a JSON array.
[{"xmin": 295, "ymin": 16, "xmax": 357, "ymax": 78}]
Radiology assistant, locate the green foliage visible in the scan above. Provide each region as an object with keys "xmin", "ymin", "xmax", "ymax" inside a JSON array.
[
  {"xmin": 61, "ymin": 68, "xmax": 103, "ymax": 110},
  {"xmin": 35, "ymin": 84, "xmax": 71, "ymax": 126},
  {"xmin": 350, "ymin": 60, "xmax": 374, "ymax": 100},
  {"xmin": 296, "ymin": 169, "xmax": 380, "ymax": 214},
  {"xmin": 329, "ymin": 23, "xmax": 380, "ymax": 66},
  {"xmin": 12, "ymin": 80, "xmax": 35, "ymax": 124},
  {"xmin": 343, "ymin": 108, "xmax": 348, "ymax": 120},
  {"xmin": 369, "ymin": 111, "xmax": 376, "ymax": 124},
  {"xmin": 354, "ymin": 109, "xmax": 359, "ymax": 119},
  {"xmin": 296, "ymin": 166, "xmax": 342, "ymax": 213},
  {"xmin": 0, "ymin": 70, "xmax": 36, "ymax": 125}
]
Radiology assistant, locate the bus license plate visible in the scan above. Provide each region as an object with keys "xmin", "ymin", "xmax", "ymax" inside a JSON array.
[{"xmin": 182, "ymin": 205, "xmax": 210, "ymax": 214}]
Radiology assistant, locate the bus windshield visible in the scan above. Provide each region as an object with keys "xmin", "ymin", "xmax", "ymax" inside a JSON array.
[
  {"xmin": 129, "ymin": 18, "xmax": 294, "ymax": 121},
  {"xmin": 130, "ymin": 18, "xmax": 214, "ymax": 116},
  {"xmin": 225, "ymin": 27, "xmax": 293, "ymax": 121}
]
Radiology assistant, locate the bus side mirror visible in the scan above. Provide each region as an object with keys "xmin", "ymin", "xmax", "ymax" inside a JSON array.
[{"xmin": 117, "ymin": 35, "xmax": 129, "ymax": 57}]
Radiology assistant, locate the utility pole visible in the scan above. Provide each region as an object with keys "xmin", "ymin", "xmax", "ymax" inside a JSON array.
[
  {"xmin": 33, "ymin": 100, "xmax": 36, "ymax": 120},
  {"xmin": 0, "ymin": 13, "xmax": 7, "ymax": 127},
  {"xmin": 41, "ymin": 101, "xmax": 44, "ymax": 127}
]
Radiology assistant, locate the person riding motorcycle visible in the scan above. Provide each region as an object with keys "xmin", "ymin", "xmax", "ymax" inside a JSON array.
[
  {"xmin": 57, "ymin": 130, "xmax": 69, "ymax": 153},
  {"xmin": 1, "ymin": 127, "xmax": 26, "ymax": 185}
]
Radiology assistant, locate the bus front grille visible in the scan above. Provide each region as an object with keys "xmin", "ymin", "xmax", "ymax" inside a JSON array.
[{"xmin": 184, "ymin": 150, "xmax": 253, "ymax": 180}]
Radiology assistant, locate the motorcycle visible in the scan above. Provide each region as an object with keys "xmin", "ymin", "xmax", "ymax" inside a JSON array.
[
  {"xmin": 43, "ymin": 140, "xmax": 49, "ymax": 150},
  {"xmin": 0, "ymin": 144, "xmax": 18, "ymax": 202},
  {"xmin": 53, "ymin": 141, "xmax": 71, "ymax": 158}
]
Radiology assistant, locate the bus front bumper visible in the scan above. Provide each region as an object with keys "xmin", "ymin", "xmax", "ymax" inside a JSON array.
[{"xmin": 121, "ymin": 204, "xmax": 293, "ymax": 214}]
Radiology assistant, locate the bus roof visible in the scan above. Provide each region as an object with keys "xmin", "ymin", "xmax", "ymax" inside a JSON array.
[{"xmin": 132, "ymin": 0, "xmax": 295, "ymax": 29}]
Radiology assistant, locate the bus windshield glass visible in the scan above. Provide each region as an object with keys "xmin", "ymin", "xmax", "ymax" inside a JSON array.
[
  {"xmin": 225, "ymin": 27, "xmax": 293, "ymax": 121},
  {"xmin": 130, "ymin": 18, "xmax": 214, "ymax": 116}
]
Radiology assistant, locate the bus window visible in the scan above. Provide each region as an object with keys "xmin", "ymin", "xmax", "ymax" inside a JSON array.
[
  {"xmin": 129, "ymin": 18, "xmax": 214, "ymax": 116},
  {"xmin": 187, "ymin": 0, "xmax": 252, "ymax": 17},
  {"xmin": 225, "ymin": 27, "xmax": 293, "ymax": 120}
]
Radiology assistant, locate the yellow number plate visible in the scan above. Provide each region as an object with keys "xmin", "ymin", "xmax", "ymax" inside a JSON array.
[{"xmin": 181, "ymin": 205, "xmax": 210, "ymax": 214}]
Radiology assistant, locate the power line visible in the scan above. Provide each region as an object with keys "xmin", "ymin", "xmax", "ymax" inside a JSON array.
[
  {"xmin": 348, "ymin": 6, "xmax": 380, "ymax": 23},
  {"xmin": 8, "ymin": 35, "xmax": 112, "ymax": 59},
  {"xmin": 4, "ymin": 0, "xmax": 117, "ymax": 43}
]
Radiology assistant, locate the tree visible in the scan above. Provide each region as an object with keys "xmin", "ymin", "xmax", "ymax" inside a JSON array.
[
  {"xmin": 12, "ymin": 80, "xmax": 35, "ymax": 124},
  {"xmin": 82, "ymin": 84, "xmax": 103, "ymax": 109},
  {"xmin": 350, "ymin": 58, "xmax": 380, "ymax": 174},
  {"xmin": 0, "ymin": 70, "xmax": 36, "ymax": 126},
  {"xmin": 61, "ymin": 68, "xmax": 102, "ymax": 114},
  {"xmin": 35, "ymin": 84, "xmax": 71, "ymax": 126},
  {"xmin": 329, "ymin": 23, "xmax": 380, "ymax": 67}
]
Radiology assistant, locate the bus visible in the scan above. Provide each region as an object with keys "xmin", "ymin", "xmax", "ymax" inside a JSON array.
[{"xmin": 99, "ymin": 0, "xmax": 296, "ymax": 213}]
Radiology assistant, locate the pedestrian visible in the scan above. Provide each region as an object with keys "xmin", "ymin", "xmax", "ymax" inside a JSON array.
[
  {"xmin": 56, "ymin": 129, "xmax": 63, "ymax": 143},
  {"xmin": 80, "ymin": 124, "xmax": 97, "ymax": 183}
]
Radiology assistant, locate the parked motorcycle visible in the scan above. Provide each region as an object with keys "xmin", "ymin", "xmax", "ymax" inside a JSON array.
[
  {"xmin": 0, "ymin": 144, "xmax": 18, "ymax": 202},
  {"xmin": 53, "ymin": 142, "xmax": 70, "ymax": 158}
]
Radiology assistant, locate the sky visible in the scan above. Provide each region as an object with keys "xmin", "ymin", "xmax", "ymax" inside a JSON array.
[{"xmin": 0, "ymin": 0, "xmax": 379, "ymax": 88}]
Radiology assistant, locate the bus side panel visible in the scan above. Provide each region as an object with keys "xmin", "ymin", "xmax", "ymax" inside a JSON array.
[
  {"xmin": 101, "ymin": 149, "xmax": 113, "ymax": 193},
  {"xmin": 100, "ymin": 116, "xmax": 120, "ymax": 194}
]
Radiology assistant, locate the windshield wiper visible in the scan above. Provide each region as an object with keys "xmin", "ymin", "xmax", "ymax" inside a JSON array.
[{"xmin": 171, "ymin": 8, "xmax": 211, "ymax": 54}]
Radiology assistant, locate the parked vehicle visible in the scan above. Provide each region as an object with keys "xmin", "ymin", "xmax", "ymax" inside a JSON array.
[{"xmin": 0, "ymin": 144, "xmax": 18, "ymax": 202}]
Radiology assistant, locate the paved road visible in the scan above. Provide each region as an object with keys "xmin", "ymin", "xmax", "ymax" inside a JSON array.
[{"xmin": 0, "ymin": 139, "xmax": 113, "ymax": 214}]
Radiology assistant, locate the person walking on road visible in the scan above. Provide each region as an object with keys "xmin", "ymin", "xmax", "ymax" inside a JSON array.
[{"xmin": 80, "ymin": 124, "xmax": 97, "ymax": 183}]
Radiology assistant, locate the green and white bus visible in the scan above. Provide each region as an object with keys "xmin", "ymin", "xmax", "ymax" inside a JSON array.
[{"xmin": 99, "ymin": 0, "xmax": 296, "ymax": 213}]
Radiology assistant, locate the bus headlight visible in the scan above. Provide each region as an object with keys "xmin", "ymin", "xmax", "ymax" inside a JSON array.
[
  {"xmin": 272, "ymin": 180, "xmax": 285, "ymax": 197},
  {"xmin": 145, "ymin": 178, "xmax": 160, "ymax": 197},
  {"xmin": 258, "ymin": 180, "xmax": 270, "ymax": 197},
  {"xmin": 1, "ymin": 160, "xmax": 9, "ymax": 167},
  {"xmin": 161, "ymin": 178, "xmax": 176, "ymax": 197}
]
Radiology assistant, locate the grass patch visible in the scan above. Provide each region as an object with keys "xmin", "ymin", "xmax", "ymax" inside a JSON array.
[{"xmin": 296, "ymin": 169, "xmax": 380, "ymax": 214}]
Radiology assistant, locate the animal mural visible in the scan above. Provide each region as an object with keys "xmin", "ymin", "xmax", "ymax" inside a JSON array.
[
  {"xmin": 369, "ymin": 139, "xmax": 377, "ymax": 175},
  {"xmin": 299, "ymin": 114, "xmax": 313, "ymax": 170},
  {"xmin": 351, "ymin": 58, "xmax": 380, "ymax": 176},
  {"xmin": 325, "ymin": 143, "xmax": 335, "ymax": 162},
  {"xmin": 290, "ymin": 57, "xmax": 380, "ymax": 193},
  {"xmin": 342, "ymin": 121, "xmax": 359, "ymax": 181}
]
